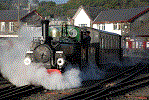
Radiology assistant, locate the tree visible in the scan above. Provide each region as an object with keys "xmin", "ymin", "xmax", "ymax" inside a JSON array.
[
  {"xmin": 0, "ymin": 3, "xmax": 6, "ymax": 10},
  {"xmin": 36, "ymin": 0, "xmax": 149, "ymax": 18}
]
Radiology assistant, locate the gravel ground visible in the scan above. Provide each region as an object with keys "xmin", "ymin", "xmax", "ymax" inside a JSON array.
[{"xmin": 21, "ymin": 88, "xmax": 83, "ymax": 100}]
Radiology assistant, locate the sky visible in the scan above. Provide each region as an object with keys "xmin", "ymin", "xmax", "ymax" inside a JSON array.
[{"xmin": 38, "ymin": 0, "xmax": 69, "ymax": 4}]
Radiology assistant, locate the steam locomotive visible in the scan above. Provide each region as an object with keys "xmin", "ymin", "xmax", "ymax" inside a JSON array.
[
  {"xmin": 24, "ymin": 20, "xmax": 91, "ymax": 72},
  {"xmin": 24, "ymin": 20, "xmax": 122, "ymax": 73}
]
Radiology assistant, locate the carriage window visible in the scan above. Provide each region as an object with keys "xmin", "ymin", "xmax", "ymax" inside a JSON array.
[
  {"xmin": 117, "ymin": 37, "xmax": 119, "ymax": 48},
  {"xmin": 107, "ymin": 39, "xmax": 110, "ymax": 49},
  {"xmin": 105, "ymin": 36, "xmax": 107, "ymax": 48},
  {"xmin": 107, "ymin": 36, "xmax": 109, "ymax": 49},
  {"xmin": 101, "ymin": 38, "xmax": 104, "ymax": 48},
  {"xmin": 114, "ymin": 37, "xmax": 116, "ymax": 48},
  {"xmin": 115, "ymin": 40, "xmax": 117, "ymax": 48},
  {"xmin": 109, "ymin": 37, "xmax": 111, "ymax": 49},
  {"xmin": 111, "ymin": 37, "xmax": 113, "ymax": 48}
]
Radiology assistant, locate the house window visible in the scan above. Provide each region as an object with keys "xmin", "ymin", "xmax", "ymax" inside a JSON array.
[
  {"xmin": 102, "ymin": 24, "xmax": 105, "ymax": 30},
  {"xmin": 118, "ymin": 24, "xmax": 121, "ymax": 30},
  {"xmin": 79, "ymin": 24, "xmax": 87, "ymax": 27},
  {"xmin": 1, "ymin": 22, "xmax": 5, "ymax": 32},
  {"xmin": 113, "ymin": 23, "xmax": 121, "ymax": 30},
  {"xmin": 113, "ymin": 23, "xmax": 117, "ymax": 30},
  {"xmin": 136, "ymin": 42, "xmax": 138, "ymax": 48},
  {"xmin": 126, "ymin": 42, "xmax": 128, "ymax": 48},
  {"xmin": 124, "ymin": 25, "xmax": 128, "ymax": 28},
  {"xmin": 139, "ymin": 42, "xmax": 142, "ymax": 48},
  {"xmin": 132, "ymin": 42, "xmax": 135, "ymax": 48},
  {"xmin": 9, "ymin": 22, "xmax": 14, "ymax": 32},
  {"xmin": 97, "ymin": 24, "xmax": 101, "ymax": 30}
]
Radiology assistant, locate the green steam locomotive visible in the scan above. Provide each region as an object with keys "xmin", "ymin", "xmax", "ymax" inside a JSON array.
[{"xmin": 24, "ymin": 20, "xmax": 91, "ymax": 72}]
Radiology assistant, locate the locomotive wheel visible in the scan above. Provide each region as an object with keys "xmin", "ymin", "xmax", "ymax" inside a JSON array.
[{"xmin": 33, "ymin": 44, "xmax": 53, "ymax": 63}]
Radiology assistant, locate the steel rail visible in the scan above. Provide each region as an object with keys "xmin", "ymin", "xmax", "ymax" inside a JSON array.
[
  {"xmin": 0, "ymin": 85, "xmax": 42, "ymax": 99},
  {"xmin": 86, "ymin": 74, "xmax": 149, "ymax": 99},
  {"xmin": 60, "ymin": 63, "xmax": 148, "ymax": 100},
  {"xmin": 0, "ymin": 85, "xmax": 42, "ymax": 100},
  {"xmin": 0, "ymin": 86, "xmax": 17, "ymax": 94},
  {"xmin": 0, "ymin": 85, "xmax": 29, "ymax": 96},
  {"xmin": 0, "ymin": 85, "xmax": 28, "ymax": 93}
]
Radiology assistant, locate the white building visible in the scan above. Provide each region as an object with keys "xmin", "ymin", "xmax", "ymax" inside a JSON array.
[
  {"xmin": 72, "ymin": 5, "xmax": 104, "ymax": 27},
  {"xmin": 92, "ymin": 7, "xmax": 149, "ymax": 36},
  {"xmin": 93, "ymin": 23, "xmax": 122, "ymax": 35}
]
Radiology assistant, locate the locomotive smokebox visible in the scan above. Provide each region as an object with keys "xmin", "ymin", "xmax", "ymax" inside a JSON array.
[{"xmin": 41, "ymin": 20, "xmax": 53, "ymax": 44}]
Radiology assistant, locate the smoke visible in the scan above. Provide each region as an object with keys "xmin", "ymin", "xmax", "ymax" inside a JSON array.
[
  {"xmin": 80, "ymin": 61, "xmax": 105, "ymax": 81},
  {"xmin": 0, "ymin": 26, "xmax": 81, "ymax": 90}
]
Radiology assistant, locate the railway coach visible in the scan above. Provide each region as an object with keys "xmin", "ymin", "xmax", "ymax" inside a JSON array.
[
  {"xmin": 86, "ymin": 27, "xmax": 122, "ymax": 66},
  {"xmin": 24, "ymin": 20, "xmax": 122, "ymax": 73}
]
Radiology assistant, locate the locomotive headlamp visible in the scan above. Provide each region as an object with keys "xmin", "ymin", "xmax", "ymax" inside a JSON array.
[
  {"xmin": 24, "ymin": 57, "xmax": 31, "ymax": 65},
  {"xmin": 57, "ymin": 58, "xmax": 65, "ymax": 66}
]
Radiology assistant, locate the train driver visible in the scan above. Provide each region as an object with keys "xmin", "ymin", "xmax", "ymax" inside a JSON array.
[{"xmin": 81, "ymin": 31, "xmax": 91, "ymax": 62}]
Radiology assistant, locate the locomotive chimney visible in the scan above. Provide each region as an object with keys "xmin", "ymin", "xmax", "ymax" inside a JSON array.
[{"xmin": 41, "ymin": 20, "xmax": 52, "ymax": 44}]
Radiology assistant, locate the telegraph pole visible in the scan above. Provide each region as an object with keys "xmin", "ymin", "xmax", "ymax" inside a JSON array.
[
  {"xmin": 17, "ymin": 0, "xmax": 21, "ymax": 35},
  {"xmin": 18, "ymin": 0, "xmax": 20, "ymax": 26}
]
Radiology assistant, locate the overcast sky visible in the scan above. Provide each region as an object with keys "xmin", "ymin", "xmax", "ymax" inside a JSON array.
[{"xmin": 38, "ymin": 0, "xmax": 69, "ymax": 4}]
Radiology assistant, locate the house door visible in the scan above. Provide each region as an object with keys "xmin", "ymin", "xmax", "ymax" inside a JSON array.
[
  {"xmin": 128, "ymin": 41, "xmax": 132, "ymax": 49},
  {"xmin": 143, "ymin": 41, "xmax": 146, "ymax": 49}
]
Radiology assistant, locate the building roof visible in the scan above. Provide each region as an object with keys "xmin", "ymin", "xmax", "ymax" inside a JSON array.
[
  {"xmin": 128, "ymin": 20, "xmax": 149, "ymax": 36},
  {"xmin": 72, "ymin": 5, "xmax": 107, "ymax": 21},
  {"xmin": 0, "ymin": 10, "xmax": 29, "ymax": 21},
  {"xmin": 66, "ymin": 9, "xmax": 78, "ymax": 18},
  {"xmin": 93, "ymin": 6, "xmax": 149, "ymax": 24},
  {"xmin": 20, "ymin": 10, "xmax": 44, "ymax": 20},
  {"xmin": 83, "ymin": 6, "xmax": 107, "ymax": 21}
]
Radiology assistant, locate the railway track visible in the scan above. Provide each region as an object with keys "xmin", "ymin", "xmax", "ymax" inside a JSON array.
[
  {"xmin": 0, "ymin": 62, "xmax": 148, "ymax": 99},
  {"xmin": 0, "ymin": 85, "xmax": 43, "ymax": 100},
  {"xmin": 60, "ymin": 62, "xmax": 149, "ymax": 100}
]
